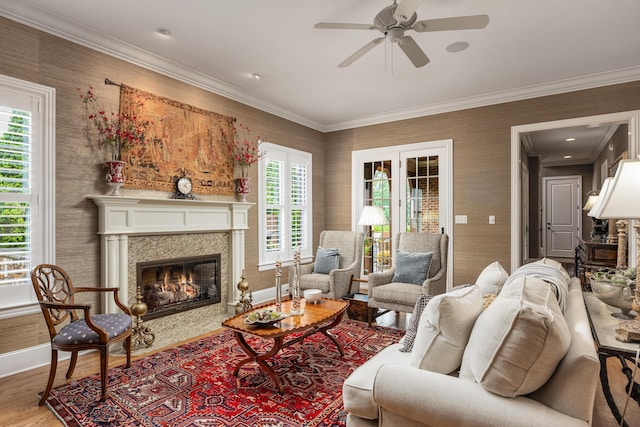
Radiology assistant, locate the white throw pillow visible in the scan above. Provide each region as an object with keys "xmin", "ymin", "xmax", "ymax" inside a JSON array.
[
  {"xmin": 475, "ymin": 261, "xmax": 509, "ymax": 295},
  {"xmin": 409, "ymin": 285, "xmax": 483, "ymax": 374},
  {"xmin": 459, "ymin": 275, "xmax": 571, "ymax": 397}
]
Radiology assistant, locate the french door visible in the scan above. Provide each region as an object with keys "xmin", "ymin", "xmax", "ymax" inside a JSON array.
[{"xmin": 352, "ymin": 140, "xmax": 453, "ymax": 286}]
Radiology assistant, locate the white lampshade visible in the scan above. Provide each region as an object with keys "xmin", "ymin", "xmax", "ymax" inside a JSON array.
[
  {"xmin": 358, "ymin": 206, "xmax": 388, "ymax": 226},
  {"xmin": 582, "ymin": 194, "xmax": 599, "ymax": 211},
  {"xmin": 589, "ymin": 159, "xmax": 640, "ymax": 219},
  {"xmin": 588, "ymin": 177, "xmax": 613, "ymax": 218}
]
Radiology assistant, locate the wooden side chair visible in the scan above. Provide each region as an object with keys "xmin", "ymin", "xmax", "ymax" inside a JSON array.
[{"xmin": 31, "ymin": 264, "xmax": 132, "ymax": 405}]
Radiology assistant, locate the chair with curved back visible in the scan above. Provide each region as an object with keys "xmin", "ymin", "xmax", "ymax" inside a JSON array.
[
  {"xmin": 367, "ymin": 232, "xmax": 448, "ymax": 325},
  {"xmin": 31, "ymin": 264, "xmax": 132, "ymax": 405},
  {"xmin": 289, "ymin": 230, "xmax": 364, "ymax": 299}
]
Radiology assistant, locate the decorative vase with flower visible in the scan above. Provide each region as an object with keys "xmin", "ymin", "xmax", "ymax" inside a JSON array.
[
  {"xmin": 228, "ymin": 122, "xmax": 265, "ymax": 202},
  {"xmin": 78, "ymin": 85, "xmax": 153, "ymax": 196}
]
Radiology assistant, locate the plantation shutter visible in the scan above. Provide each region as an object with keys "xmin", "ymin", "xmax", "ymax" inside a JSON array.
[
  {"xmin": 0, "ymin": 106, "xmax": 32, "ymax": 289},
  {"xmin": 259, "ymin": 143, "xmax": 312, "ymax": 268},
  {"xmin": 290, "ymin": 161, "xmax": 307, "ymax": 251},
  {"xmin": 265, "ymin": 158, "xmax": 284, "ymax": 254}
]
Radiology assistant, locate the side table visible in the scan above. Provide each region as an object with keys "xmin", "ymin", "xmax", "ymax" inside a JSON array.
[{"xmin": 583, "ymin": 292, "xmax": 640, "ymax": 427}]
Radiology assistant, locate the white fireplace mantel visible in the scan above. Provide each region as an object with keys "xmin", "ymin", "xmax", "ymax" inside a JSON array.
[{"xmin": 90, "ymin": 195, "xmax": 252, "ymax": 312}]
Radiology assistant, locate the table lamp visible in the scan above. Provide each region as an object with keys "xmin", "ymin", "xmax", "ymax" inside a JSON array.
[
  {"xmin": 589, "ymin": 160, "xmax": 640, "ymax": 279},
  {"xmin": 584, "ymin": 190, "xmax": 606, "ymax": 241},
  {"xmin": 358, "ymin": 206, "xmax": 388, "ymax": 274}
]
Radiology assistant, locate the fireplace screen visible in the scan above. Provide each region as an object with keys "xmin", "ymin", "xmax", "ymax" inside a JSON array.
[{"xmin": 137, "ymin": 254, "xmax": 221, "ymax": 320}]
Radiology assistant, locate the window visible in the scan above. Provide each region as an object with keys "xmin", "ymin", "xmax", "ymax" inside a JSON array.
[
  {"xmin": 0, "ymin": 75, "xmax": 55, "ymax": 316},
  {"xmin": 259, "ymin": 143, "xmax": 312, "ymax": 269}
]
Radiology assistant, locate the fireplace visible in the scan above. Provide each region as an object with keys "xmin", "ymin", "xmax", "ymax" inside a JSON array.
[{"xmin": 137, "ymin": 254, "xmax": 222, "ymax": 320}]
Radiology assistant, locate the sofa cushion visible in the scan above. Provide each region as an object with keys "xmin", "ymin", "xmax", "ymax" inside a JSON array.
[
  {"xmin": 342, "ymin": 343, "xmax": 411, "ymax": 420},
  {"xmin": 475, "ymin": 261, "xmax": 509, "ymax": 295},
  {"xmin": 459, "ymin": 275, "xmax": 571, "ymax": 397},
  {"xmin": 313, "ymin": 247, "xmax": 340, "ymax": 274},
  {"xmin": 399, "ymin": 293, "xmax": 433, "ymax": 352},
  {"xmin": 409, "ymin": 285, "xmax": 483, "ymax": 374},
  {"xmin": 391, "ymin": 250, "xmax": 432, "ymax": 285}
]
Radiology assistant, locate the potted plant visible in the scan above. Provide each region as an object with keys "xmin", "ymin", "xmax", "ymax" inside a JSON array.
[
  {"xmin": 78, "ymin": 86, "xmax": 153, "ymax": 195},
  {"xmin": 227, "ymin": 122, "xmax": 265, "ymax": 201}
]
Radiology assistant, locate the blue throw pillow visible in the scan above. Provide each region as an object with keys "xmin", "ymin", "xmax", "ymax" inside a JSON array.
[
  {"xmin": 314, "ymin": 247, "xmax": 340, "ymax": 274},
  {"xmin": 392, "ymin": 250, "xmax": 433, "ymax": 285}
]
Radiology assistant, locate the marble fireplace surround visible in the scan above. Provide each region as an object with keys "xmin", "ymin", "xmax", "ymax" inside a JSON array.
[{"xmin": 90, "ymin": 196, "xmax": 252, "ymax": 346}]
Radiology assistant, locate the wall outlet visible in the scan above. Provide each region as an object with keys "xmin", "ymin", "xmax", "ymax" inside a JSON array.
[
  {"xmin": 489, "ymin": 215, "xmax": 496, "ymax": 224},
  {"xmin": 455, "ymin": 215, "xmax": 468, "ymax": 224}
]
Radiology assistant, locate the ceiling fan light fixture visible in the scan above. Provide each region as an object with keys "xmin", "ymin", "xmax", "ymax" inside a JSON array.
[
  {"xmin": 446, "ymin": 41, "xmax": 469, "ymax": 53},
  {"xmin": 387, "ymin": 28, "xmax": 405, "ymax": 43}
]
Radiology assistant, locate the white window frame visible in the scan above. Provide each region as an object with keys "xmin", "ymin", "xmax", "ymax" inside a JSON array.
[
  {"xmin": 258, "ymin": 142, "xmax": 312, "ymax": 270},
  {"xmin": 0, "ymin": 75, "xmax": 55, "ymax": 318}
]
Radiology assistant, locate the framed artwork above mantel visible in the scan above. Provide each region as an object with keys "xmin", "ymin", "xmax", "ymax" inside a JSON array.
[{"xmin": 119, "ymin": 85, "xmax": 235, "ymax": 196}]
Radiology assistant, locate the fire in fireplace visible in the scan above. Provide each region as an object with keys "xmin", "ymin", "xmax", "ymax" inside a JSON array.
[{"xmin": 137, "ymin": 254, "xmax": 221, "ymax": 320}]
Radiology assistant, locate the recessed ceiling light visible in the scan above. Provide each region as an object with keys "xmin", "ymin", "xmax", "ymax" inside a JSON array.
[
  {"xmin": 157, "ymin": 27, "xmax": 172, "ymax": 37},
  {"xmin": 564, "ymin": 155, "xmax": 572, "ymax": 159},
  {"xmin": 251, "ymin": 73, "xmax": 262, "ymax": 80},
  {"xmin": 446, "ymin": 41, "xmax": 469, "ymax": 53},
  {"xmin": 565, "ymin": 137, "xmax": 576, "ymax": 142}
]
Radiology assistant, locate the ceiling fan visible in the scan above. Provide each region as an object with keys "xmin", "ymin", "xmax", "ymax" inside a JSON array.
[{"xmin": 314, "ymin": 0, "xmax": 489, "ymax": 68}]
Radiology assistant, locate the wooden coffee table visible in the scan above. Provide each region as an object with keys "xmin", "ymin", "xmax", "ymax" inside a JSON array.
[{"xmin": 222, "ymin": 298, "xmax": 349, "ymax": 393}]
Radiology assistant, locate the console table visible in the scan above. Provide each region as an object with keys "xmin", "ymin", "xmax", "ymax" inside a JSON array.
[
  {"xmin": 576, "ymin": 239, "xmax": 619, "ymax": 290},
  {"xmin": 583, "ymin": 292, "xmax": 640, "ymax": 427}
]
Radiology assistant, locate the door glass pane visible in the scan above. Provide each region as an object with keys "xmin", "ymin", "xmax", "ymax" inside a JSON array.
[
  {"xmin": 362, "ymin": 160, "xmax": 391, "ymax": 274},
  {"xmin": 405, "ymin": 155, "xmax": 439, "ymax": 233}
]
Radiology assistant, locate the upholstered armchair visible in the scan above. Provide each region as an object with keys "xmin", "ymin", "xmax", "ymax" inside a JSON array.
[
  {"xmin": 367, "ymin": 232, "xmax": 448, "ymax": 324},
  {"xmin": 31, "ymin": 264, "xmax": 132, "ymax": 405},
  {"xmin": 289, "ymin": 230, "xmax": 364, "ymax": 299}
]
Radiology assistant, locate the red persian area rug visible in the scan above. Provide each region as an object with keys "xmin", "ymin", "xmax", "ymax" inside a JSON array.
[{"xmin": 44, "ymin": 319, "xmax": 404, "ymax": 427}]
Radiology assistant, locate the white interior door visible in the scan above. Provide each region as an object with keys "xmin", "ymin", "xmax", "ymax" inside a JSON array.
[{"xmin": 543, "ymin": 176, "xmax": 581, "ymax": 258}]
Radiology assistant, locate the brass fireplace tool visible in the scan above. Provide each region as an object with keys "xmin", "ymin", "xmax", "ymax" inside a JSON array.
[
  {"xmin": 235, "ymin": 269, "xmax": 253, "ymax": 314},
  {"xmin": 130, "ymin": 285, "xmax": 156, "ymax": 349}
]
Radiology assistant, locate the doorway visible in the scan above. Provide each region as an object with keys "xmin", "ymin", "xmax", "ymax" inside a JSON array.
[
  {"xmin": 511, "ymin": 111, "xmax": 640, "ymax": 272},
  {"xmin": 352, "ymin": 139, "xmax": 453, "ymax": 287}
]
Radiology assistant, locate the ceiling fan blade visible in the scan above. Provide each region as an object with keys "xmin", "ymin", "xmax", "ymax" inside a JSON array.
[
  {"xmin": 394, "ymin": 0, "xmax": 424, "ymax": 22},
  {"xmin": 338, "ymin": 37, "xmax": 385, "ymax": 68},
  {"xmin": 314, "ymin": 22, "xmax": 378, "ymax": 30},
  {"xmin": 398, "ymin": 36, "xmax": 430, "ymax": 68},
  {"xmin": 413, "ymin": 15, "xmax": 490, "ymax": 32}
]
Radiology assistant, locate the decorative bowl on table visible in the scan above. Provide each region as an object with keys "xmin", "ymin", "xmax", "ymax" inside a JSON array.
[
  {"xmin": 303, "ymin": 289, "xmax": 322, "ymax": 303},
  {"xmin": 244, "ymin": 309, "xmax": 290, "ymax": 326},
  {"xmin": 590, "ymin": 274, "xmax": 636, "ymax": 319}
]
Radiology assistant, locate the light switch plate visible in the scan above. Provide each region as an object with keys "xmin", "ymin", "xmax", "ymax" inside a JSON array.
[{"xmin": 455, "ymin": 215, "xmax": 468, "ymax": 224}]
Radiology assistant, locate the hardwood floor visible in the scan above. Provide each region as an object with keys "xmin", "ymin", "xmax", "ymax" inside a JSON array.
[{"xmin": 0, "ymin": 311, "xmax": 637, "ymax": 426}]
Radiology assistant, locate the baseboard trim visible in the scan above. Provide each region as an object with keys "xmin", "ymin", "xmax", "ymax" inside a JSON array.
[
  {"xmin": 0, "ymin": 343, "xmax": 56, "ymax": 378},
  {"xmin": 1, "ymin": 284, "xmax": 291, "ymax": 378}
]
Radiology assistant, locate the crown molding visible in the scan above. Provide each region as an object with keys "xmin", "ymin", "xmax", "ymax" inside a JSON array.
[
  {"xmin": 324, "ymin": 67, "xmax": 640, "ymax": 132},
  {"xmin": 0, "ymin": 2, "xmax": 325, "ymax": 131},
  {"xmin": 2, "ymin": 2, "xmax": 640, "ymax": 134}
]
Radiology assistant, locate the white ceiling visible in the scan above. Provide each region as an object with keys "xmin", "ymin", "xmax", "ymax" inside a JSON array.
[{"xmin": 2, "ymin": 0, "xmax": 640, "ymax": 163}]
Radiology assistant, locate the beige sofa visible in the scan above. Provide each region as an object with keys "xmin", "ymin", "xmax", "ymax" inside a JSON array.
[{"xmin": 343, "ymin": 261, "xmax": 600, "ymax": 427}]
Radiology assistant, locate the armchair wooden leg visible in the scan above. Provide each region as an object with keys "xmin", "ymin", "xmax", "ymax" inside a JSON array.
[
  {"xmin": 66, "ymin": 351, "xmax": 78, "ymax": 379},
  {"xmin": 39, "ymin": 349, "xmax": 58, "ymax": 406},
  {"xmin": 124, "ymin": 334, "xmax": 132, "ymax": 368},
  {"xmin": 99, "ymin": 347, "xmax": 108, "ymax": 402}
]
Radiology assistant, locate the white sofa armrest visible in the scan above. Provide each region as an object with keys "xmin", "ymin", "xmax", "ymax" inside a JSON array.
[{"xmin": 373, "ymin": 365, "xmax": 588, "ymax": 427}]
